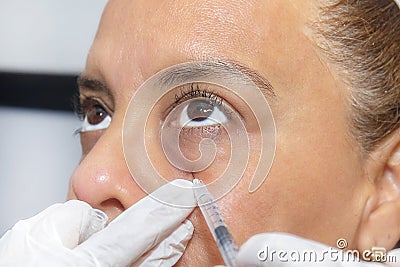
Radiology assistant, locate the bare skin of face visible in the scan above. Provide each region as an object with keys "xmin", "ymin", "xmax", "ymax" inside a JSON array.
[{"xmin": 68, "ymin": 0, "xmax": 400, "ymax": 265}]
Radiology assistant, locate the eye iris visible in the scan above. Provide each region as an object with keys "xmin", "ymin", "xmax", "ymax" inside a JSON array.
[
  {"xmin": 87, "ymin": 106, "xmax": 106, "ymax": 125},
  {"xmin": 187, "ymin": 100, "xmax": 214, "ymax": 121}
]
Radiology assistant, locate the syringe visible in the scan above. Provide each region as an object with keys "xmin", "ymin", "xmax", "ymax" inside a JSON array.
[{"xmin": 193, "ymin": 178, "xmax": 238, "ymax": 266}]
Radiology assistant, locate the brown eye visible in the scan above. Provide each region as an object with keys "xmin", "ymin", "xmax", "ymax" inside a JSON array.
[
  {"xmin": 187, "ymin": 100, "xmax": 214, "ymax": 121},
  {"xmin": 80, "ymin": 99, "xmax": 111, "ymax": 132},
  {"xmin": 87, "ymin": 105, "xmax": 107, "ymax": 125},
  {"xmin": 174, "ymin": 98, "xmax": 228, "ymax": 128}
]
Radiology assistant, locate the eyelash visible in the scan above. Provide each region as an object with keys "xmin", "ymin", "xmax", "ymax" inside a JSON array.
[
  {"xmin": 72, "ymin": 83, "xmax": 227, "ymax": 134},
  {"xmin": 72, "ymin": 95, "xmax": 111, "ymax": 134},
  {"xmin": 173, "ymin": 83, "xmax": 224, "ymax": 109},
  {"xmin": 72, "ymin": 93, "xmax": 84, "ymax": 121}
]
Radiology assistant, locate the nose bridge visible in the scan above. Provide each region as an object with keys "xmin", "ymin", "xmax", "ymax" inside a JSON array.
[{"xmin": 70, "ymin": 115, "xmax": 147, "ymax": 217}]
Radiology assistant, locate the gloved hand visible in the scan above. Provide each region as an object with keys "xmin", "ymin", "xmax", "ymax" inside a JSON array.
[
  {"xmin": 0, "ymin": 179, "xmax": 196, "ymax": 267},
  {"xmin": 235, "ymin": 232, "xmax": 399, "ymax": 267}
]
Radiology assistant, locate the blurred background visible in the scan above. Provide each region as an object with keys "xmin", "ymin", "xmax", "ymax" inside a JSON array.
[{"xmin": 0, "ymin": 0, "xmax": 108, "ymax": 235}]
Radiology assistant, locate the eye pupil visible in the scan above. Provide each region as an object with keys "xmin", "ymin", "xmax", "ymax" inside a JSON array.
[
  {"xmin": 187, "ymin": 100, "xmax": 214, "ymax": 121},
  {"xmin": 87, "ymin": 106, "xmax": 106, "ymax": 125}
]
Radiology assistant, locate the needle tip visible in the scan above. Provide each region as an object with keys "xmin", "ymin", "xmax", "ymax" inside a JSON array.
[{"xmin": 193, "ymin": 178, "xmax": 202, "ymax": 185}]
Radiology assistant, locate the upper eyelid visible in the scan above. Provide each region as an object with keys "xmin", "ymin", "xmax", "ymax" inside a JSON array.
[
  {"xmin": 80, "ymin": 97, "xmax": 114, "ymax": 117},
  {"xmin": 77, "ymin": 74, "xmax": 114, "ymax": 108},
  {"xmin": 164, "ymin": 84, "xmax": 225, "ymax": 114},
  {"xmin": 77, "ymin": 75, "xmax": 115, "ymax": 107},
  {"xmin": 164, "ymin": 83, "xmax": 244, "ymax": 120},
  {"xmin": 173, "ymin": 84, "xmax": 224, "ymax": 106},
  {"xmin": 77, "ymin": 76, "xmax": 111, "ymax": 95}
]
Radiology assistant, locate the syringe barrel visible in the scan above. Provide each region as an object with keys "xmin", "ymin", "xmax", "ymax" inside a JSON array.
[
  {"xmin": 215, "ymin": 225, "xmax": 239, "ymax": 266},
  {"xmin": 197, "ymin": 193, "xmax": 226, "ymax": 229},
  {"xmin": 193, "ymin": 179, "xmax": 238, "ymax": 266}
]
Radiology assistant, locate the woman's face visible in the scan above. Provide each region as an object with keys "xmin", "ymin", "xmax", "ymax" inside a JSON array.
[{"xmin": 67, "ymin": 0, "xmax": 373, "ymax": 265}]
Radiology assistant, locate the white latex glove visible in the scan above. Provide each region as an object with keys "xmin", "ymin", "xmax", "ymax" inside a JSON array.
[
  {"xmin": 0, "ymin": 179, "xmax": 196, "ymax": 267},
  {"xmin": 234, "ymin": 233, "xmax": 400, "ymax": 267}
]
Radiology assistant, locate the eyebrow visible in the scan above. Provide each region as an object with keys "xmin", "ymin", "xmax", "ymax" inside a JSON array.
[
  {"xmin": 222, "ymin": 60, "xmax": 276, "ymax": 97},
  {"xmin": 77, "ymin": 59, "xmax": 276, "ymax": 98},
  {"xmin": 159, "ymin": 59, "xmax": 276, "ymax": 98},
  {"xmin": 77, "ymin": 76, "xmax": 111, "ymax": 96}
]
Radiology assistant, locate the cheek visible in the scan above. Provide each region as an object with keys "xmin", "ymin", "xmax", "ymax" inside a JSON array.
[
  {"xmin": 179, "ymin": 126, "xmax": 232, "ymax": 182},
  {"xmin": 228, "ymin": 108, "xmax": 366, "ymax": 247},
  {"xmin": 199, "ymin": 145, "xmax": 365, "ymax": 251},
  {"xmin": 192, "ymin": 104, "xmax": 366, "ymax": 249}
]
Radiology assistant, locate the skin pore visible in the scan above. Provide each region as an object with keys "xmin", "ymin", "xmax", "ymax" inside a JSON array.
[{"xmin": 68, "ymin": 0, "xmax": 400, "ymax": 265}]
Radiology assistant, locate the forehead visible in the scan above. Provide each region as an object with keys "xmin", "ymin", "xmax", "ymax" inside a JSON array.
[
  {"xmin": 100, "ymin": 0, "xmax": 265, "ymax": 49},
  {"xmin": 95, "ymin": 0, "xmax": 268, "ymax": 60},
  {"xmin": 86, "ymin": 0, "xmax": 320, "ymax": 99}
]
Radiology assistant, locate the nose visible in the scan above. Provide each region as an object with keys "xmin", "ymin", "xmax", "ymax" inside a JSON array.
[
  {"xmin": 69, "ymin": 116, "xmax": 147, "ymax": 221},
  {"xmin": 68, "ymin": 111, "xmax": 195, "ymax": 221}
]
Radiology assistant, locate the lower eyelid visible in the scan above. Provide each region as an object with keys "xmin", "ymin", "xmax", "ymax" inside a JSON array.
[{"xmin": 179, "ymin": 125, "xmax": 225, "ymax": 141}]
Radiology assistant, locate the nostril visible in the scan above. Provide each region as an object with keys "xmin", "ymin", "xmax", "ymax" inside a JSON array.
[{"xmin": 100, "ymin": 198, "xmax": 125, "ymax": 223}]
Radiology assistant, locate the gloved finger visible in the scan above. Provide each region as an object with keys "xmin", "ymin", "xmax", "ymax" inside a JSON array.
[
  {"xmin": 236, "ymin": 233, "xmax": 384, "ymax": 267},
  {"xmin": 0, "ymin": 202, "xmax": 64, "ymax": 247},
  {"xmin": 29, "ymin": 200, "xmax": 96, "ymax": 249},
  {"xmin": 0, "ymin": 200, "xmax": 101, "ymax": 266},
  {"xmin": 74, "ymin": 179, "xmax": 196, "ymax": 267},
  {"xmin": 134, "ymin": 220, "xmax": 194, "ymax": 267}
]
